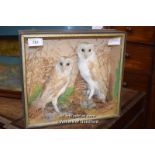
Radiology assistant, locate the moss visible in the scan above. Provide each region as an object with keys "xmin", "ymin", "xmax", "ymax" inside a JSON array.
[
  {"xmin": 113, "ymin": 60, "xmax": 121, "ymax": 98},
  {"xmin": 28, "ymin": 84, "xmax": 42, "ymax": 104},
  {"xmin": 58, "ymin": 86, "xmax": 74, "ymax": 105}
]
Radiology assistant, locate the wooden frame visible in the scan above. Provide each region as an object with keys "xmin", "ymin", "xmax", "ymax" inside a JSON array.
[{"xmin": 19, "ymin": 30, "xmax": 126, "ymax": 128}]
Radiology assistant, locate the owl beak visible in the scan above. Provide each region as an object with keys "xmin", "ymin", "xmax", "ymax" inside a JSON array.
[
  {"xmin": 84, "ymin": 54, "xmax": 87, "ymax": 59},
  {"xmin": 62, "ymin": 66, "xmax": 65, "ymax": 72}
]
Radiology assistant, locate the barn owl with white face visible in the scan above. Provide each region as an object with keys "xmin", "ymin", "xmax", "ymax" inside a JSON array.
[
  {"xmin": 77, "ymin": 43, "xmax": 108, "ymax": 102},
  {"xmin": 32, "ymin": 57, "xmax": 73, "ymax": 113}
]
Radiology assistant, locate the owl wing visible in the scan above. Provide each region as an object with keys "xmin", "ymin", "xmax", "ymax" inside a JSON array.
[
  {"xmin": 88, "ymin": 59, "xmax": 108, "ymax": 94},
  {"xmin": 50, "ymin": 76, "xmax": 68, "ymax": 97},
  {"xmin": 88, "ymin": 60, "xmax": 100, "ymax": 81},
  {"xmin": 40, "ymin": 68, "xmax": 68, "ymax": 100}
]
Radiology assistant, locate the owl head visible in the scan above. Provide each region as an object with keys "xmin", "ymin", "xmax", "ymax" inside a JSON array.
[
  {"xmin": 77, "ymin": 43, "xmax": 95, "ymax": 60},
  {"xmin": 56, "ymin": 57, "xmax": 73, "ymax": 75}
]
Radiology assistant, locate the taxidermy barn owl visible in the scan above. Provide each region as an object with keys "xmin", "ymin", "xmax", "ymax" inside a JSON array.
[
  {"xmin": 77, "ymin": 43, "xmax": 108, "ymax": 102},
  {"xmin": 32, "ymin": 57, "xmax": 73, "ymax": 113}
]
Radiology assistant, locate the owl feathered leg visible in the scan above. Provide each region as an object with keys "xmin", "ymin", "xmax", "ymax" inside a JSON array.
[
  {"xmin": 52, "ymin": 98, "xmax": 60, "ymax": 113},
  {"xmin": 86, "ymin": 89, "xmax": 90, "ymax": 96},
  {"xmin": 52, "ymin": 99, "xmax": 70, "ymax": 115},
  {"xmin": 86, "ymin": 85, "xmax": 91, "ymax": 96},
  {"xmin": 88, "ymin": 87, "xmax": 95, "ymax": 100}
]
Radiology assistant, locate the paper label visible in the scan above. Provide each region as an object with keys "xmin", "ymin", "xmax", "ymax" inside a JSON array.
[
  {"xmin": 28, "ymin": 38, "xmax": 43, "ymax": 47},
  {"xmin": 108, "ymin": 37, "xmax": 121, "ymax": 46},
  {"xmin": 92, "ymin": 26, "xmax": 103, "ymax": 30}
]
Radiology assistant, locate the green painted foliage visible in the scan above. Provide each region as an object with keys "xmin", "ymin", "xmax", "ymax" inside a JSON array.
[
  {"xmin": 28, "ymin": 84, "xmax": 42, "ymax": 104},
  {"xmin": 113, "ymin": 60, "xmax": 121, "ymax": 98},
  {"xmin": 58, "ymin": 86, "xmax": 74, "ymax": 104}
]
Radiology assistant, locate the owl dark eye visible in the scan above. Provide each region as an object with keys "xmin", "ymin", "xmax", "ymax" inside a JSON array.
[
  {"xmin": 89, "ymin": 49, "xmax": 91, "ymax": 52},
  {"xmin": 81, "ymin": 48, "xmax": 85, "ymax": 52},
  {"xmin": 60, "ymin": 62, "xmax": 63, "ymax": 66},
  {"xmin": 66, "ymin": 63, "xmax": 70, "ymax": 66}
]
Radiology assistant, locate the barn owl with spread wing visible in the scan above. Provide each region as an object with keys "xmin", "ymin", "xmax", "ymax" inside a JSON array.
[
  {"xmin": 32, "ymin": 57, "xmax": 73, "ymax": 113},
  {"xmin": 77, "ymin": 43, "xmax": 108, "ymax": 102}
]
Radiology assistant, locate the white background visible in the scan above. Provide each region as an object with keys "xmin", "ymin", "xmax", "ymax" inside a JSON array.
[
  {"xmin": 0, "ymin": 0, "xmax": 155, "ymax": 25},
  {"xmin": 0, "ymin": 0, "xmax": 155, "ymax": 155}
]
